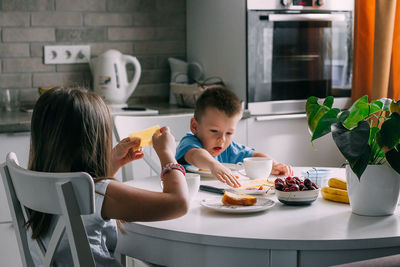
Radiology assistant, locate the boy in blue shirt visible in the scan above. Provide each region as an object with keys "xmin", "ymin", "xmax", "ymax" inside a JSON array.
[{"xmin": 176, "ymin": 86, "xmax": 292, "ymax": 187}]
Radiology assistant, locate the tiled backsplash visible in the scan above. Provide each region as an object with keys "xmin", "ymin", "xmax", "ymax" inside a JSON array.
[{"xmin": 0, "ymin": 0, "xmax": 186, "ymax": 106}]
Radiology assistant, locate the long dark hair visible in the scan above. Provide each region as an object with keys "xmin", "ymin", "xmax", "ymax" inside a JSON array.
[{"xmin": 27, "ymin": 87, "xmax": 113, "ymax": 238}]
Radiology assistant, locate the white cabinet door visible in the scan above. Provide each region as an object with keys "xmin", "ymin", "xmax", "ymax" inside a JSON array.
[
  {"xmin": 0, "ymin": 223, "xmax": 23, "ymax": 267},
  {"xmin": 234, "ymin": 118, "xmax": 248, "ymax": 146},
  {"xmin": 0, "ymin": 132, "xmax": 30, "ymax": 168},
  {"xmin": 0, "ymin": 132, "xmax": 30, "ymax": 223},
  {"xmin": 247, "ymin": 116, "xmax": 345, "ymax": 167}
]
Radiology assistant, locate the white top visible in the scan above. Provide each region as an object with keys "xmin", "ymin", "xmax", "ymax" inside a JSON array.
[
  {"xmin": 30, "ymin": 180, "xmax": 121, "ymax": 267},
  {"xmin": 119, "ymin": 168, "xmax": 400, "ymax": 251}
]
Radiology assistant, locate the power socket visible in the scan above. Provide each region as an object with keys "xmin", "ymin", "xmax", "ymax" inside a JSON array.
[{"xmin": 44, "ymin": 45, "xmax": 91, "ymax": 64}]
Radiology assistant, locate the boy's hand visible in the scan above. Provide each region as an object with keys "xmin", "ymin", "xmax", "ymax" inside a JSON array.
[
  {"xmin": 271, "ymin": 161, "xmax": 293, "ymax": 176},
  {"xmin": 210, "ymin": 162, "xmax": 241, "ymax": 188}
]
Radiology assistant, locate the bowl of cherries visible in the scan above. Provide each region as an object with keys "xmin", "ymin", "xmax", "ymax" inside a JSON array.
[{"xmin": 274, "ymin": 176, "xmax": 320, "ymax": 205}]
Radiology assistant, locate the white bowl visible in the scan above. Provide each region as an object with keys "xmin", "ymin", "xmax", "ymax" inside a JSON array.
[{"xmin": 275, "ymin": 189, "xmax": 320, "ymax": 205}]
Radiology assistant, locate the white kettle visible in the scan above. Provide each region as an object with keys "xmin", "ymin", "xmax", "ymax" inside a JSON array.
[{"xmin": 90, "ymin": 49, "xmax": 141, "ymax": 108}]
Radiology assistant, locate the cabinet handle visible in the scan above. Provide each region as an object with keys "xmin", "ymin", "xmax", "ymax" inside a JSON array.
[{"xmin": 255, "ymin": 114, "xmax": 306, "ymax": 121}]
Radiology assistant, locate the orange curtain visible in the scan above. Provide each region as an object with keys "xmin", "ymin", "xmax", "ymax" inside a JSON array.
[{"xmin": 352, "ymin": 0, "xmax": 400, "ymax": 101}]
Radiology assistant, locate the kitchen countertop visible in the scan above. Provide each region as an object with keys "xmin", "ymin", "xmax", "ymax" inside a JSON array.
[{"xmin": 0, "ymin": 103, "xmax": 251, "ymax": 134}]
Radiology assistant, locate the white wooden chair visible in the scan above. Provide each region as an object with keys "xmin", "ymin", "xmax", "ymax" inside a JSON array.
[
  {"xmin": 0, "ymin": 152, "xmax": 96, "ymax": 267},
  {"xmin": 113, "ymin": 113, "xmax": 193, "ymax": 181}
]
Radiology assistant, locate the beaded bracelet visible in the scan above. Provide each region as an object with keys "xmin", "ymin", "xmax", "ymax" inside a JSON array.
[{"xmin": 160, "ymin": 163, "xmax": 186, "ymax": 181}]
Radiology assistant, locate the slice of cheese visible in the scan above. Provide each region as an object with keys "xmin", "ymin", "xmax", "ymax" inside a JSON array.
[
  {"xmin": 129, "ymin": 125, "xmax": 160, "ymax": 148},
  {"xmin": 240, "ymin": 178, "xmax": 274, "ymax": 190}
]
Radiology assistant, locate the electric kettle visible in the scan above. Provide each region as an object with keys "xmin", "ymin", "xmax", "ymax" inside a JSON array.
[{"xmin": 90, "ymin": 49, "xmax": 141, "ymax": 108}]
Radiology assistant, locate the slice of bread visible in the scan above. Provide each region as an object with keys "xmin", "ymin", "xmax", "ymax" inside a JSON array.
[{"xmin": 222, "ymin": 191, "xmax": 257, "ymax": 206}]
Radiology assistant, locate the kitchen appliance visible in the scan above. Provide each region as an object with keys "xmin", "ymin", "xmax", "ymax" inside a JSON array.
[
  {"xmin": 187, "ymin": 0, "xmax": 354, "ymax": 115},
  {"xmin": 90, "ymin": 49, "xmax": 141, "ymax": 108}
]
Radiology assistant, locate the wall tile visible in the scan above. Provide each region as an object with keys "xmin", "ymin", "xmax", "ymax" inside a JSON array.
[
  {"xmin": 84, "ymin": 13, "xmax": 133, "ymax": 26},
  {"xmin": 108, "ymin": 27, "xmax": 155, "ymax": 41},
  {"xmin": 134, "ymin": 40, "xmax": 185, "ymax": 54},
  {"xmin": 156, "ymin": 28, "xmax": 185, "ymax": 40},
  {"xmin": 133, "ymin": 12, "xmax": 185, "ymax": 27},
  {"xmin": 0, "ymin": 13, "xmax": 30, "ymax": 26},
  {"xmin": 131, "ymin": 83, "xmax": 169, "ymax": 97},
  {"xmin": 0, "ymin": 44, "xmax": 30, "ymax": 57},
  {"xmin": 135, "ymin": 55, "xmax": 157, "ymax": 69},
  {"xmin": 56, "ymin": 28, "xmax": 106, "ymax": 42},
  {"xmin": 0, "ymin": 0, "xmax": 186, "ymax": 105},
  {"xmin": 3, "ymin": 58, "xmax": 55, "ymax": 73},
  {"xmin": 89, "ymin": 42, "xmax": 134, "ymax": 56},
  {"xmin": 1, "ymin": 0, "xmax": 53, "ymax": 11},
  {"xmin": 3, "ymin": 28, "xmax": 55, "ymax": 42},
  {"xmin": 138, "ymin": 69, "xmax": 170, "ymax": 84},
  {"xmin": 33, "ymin": 72, "xmax": 91, "ymax": 88},
  {"xmin": 0, "ymin": 74, "xmax": 31, "ymax": 88},
  {"xmin": 107, "ymin": 0, "xmax": 156, "ymax": 12},
  {"xmin": 56, "ymin": 64, "xmax": 90, "ymax": 72},
  {"xmin": 156, "ymin": 0, "xmax": 185, "ymax": 12},
  {"xmin": 56, "ymin": 0, "xmax": 105, "ymax": 11},
  {"xmin": 32, "ymin": 12, "xmax": 82, "ymax": 26}
]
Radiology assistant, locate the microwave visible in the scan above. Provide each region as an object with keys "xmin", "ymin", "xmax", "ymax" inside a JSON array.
[{"xmin": 187, "ymin": 0, "xmax": 354, "ymax": 115}]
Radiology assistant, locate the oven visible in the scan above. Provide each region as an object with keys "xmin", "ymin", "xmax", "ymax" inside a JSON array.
[{"xmin": 247, "ymin": 0, "xmax": 354, "ymax": 115}]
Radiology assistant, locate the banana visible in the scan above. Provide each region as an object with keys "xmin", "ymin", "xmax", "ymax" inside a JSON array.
[
  {"xmin": 321, "ymin": 186, "xmax": 349, "ymax": 204},
  {"xmin": 328, "ymin": 177, "xmax": 347, "ymax": 190}
]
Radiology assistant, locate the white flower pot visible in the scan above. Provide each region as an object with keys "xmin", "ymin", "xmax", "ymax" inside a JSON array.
[{"xmin": 346, "ymin": 165, "xmax": 400, "ymax": 216}]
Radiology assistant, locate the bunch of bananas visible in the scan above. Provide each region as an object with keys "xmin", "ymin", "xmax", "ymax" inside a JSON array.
[{"xmin": 321, "ymin": 178, "xmax": 349, "ymax": 204}]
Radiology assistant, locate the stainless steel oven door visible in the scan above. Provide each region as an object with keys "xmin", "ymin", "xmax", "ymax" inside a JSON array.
[{"xmin": 247, "ymin": 11, "xmax": 353, "ymax": 115}]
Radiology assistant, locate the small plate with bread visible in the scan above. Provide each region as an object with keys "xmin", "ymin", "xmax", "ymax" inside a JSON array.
[
  {"xmin": 232, "ymin": 178, "xmax": 275, "ymax": 195},
  {"xmin": 200, "ymin": 192, "xmax": 275, "ymax": 214}
]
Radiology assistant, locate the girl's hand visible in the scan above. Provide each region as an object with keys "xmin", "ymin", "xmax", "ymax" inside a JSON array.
[
  {"xmin": 152, "ymin": 126, "xmax": 177, "ymax": 164},
  {"xmin": 111, "ymin": 137, "xmax": 144, "ymax": 176},
  {"xmin": 271, "ymin": 161, "xmax": 293, "ymax": 176},
  {"xmin": 210, "ymin": 162, "xmax": 241, "ymax": 188}
]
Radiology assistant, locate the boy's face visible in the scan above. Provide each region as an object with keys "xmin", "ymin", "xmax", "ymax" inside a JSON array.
[{"xmin": 191, "ymin": 107, "xmax": 242, "ymax": 157}]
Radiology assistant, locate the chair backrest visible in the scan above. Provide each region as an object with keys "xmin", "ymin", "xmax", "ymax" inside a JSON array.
[
  {"xmin": 113, "ymin": 113, "xmax": 193, "ymax": 181},
  {"xmin": 0, "ymin": 152, "xmax": 96, "ymax": 267}
]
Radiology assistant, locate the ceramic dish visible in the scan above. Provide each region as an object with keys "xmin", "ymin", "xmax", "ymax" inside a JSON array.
[
  {"xmin": 231, "ymin": 186, "xmax": 274, "ymax": 195},
  {"xmin": 275, "ymin": 189, "xmax": 320, "ymax": 206},
  {"xmin": 200, "ymin": 197, "xmax": 275, "ymax": 213}
]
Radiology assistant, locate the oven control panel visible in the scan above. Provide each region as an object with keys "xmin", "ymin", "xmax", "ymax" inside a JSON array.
[{"xmin": 282, "ymin": 0, "xmax": 323, "ymax": 7}]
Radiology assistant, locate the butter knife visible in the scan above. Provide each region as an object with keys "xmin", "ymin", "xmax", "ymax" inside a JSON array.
[{"xmin": 200, "ymin": 185, "xmax": 225, "ymax": 195}]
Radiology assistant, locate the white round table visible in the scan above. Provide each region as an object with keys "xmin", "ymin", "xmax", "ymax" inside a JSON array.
[{"xmin": 116, "ymin": 167, "xmax": 400, "ymax": 267}]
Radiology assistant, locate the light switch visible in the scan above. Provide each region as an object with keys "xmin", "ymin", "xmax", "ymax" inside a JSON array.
[{"xmin": 44, "ymin": 45, "xmax": 91, "ymax": 64}]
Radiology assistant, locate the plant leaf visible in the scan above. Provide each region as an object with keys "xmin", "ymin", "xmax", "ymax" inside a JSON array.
[
  {"xmin": 306, "ymin": 97, "xmax": 330, "ymax": 139},
  {"xmin": 306, "ymin": 97, "xmax": 339, "ymax": 142},
  {"xmin": 331, "ymin": 121, "xmax": 371, "ymax": 179},
  {"xmin": 369, "ymin": 126, "xmax": 379, "ymax": 145},
  {"xmin": 343, "ymin": 95, "xmax": 371, "ymax": 130},
  {"xmin": 323, "ymin": 96, "xmax": 334, "ymax": 109},
  {"xmin": 386, "ymin": 144, "xmax": 400, "ymax": 175},
  {"xmin": 339, "ymin": 110, "xmax": 350, "ymax": 123},
  {"xmin": 376, "ymin": 112, "xmax": 400, "ymax": 151},
  {"xmin": 311, "ymin": 108, "xmax": 340, "ymax": 141}
]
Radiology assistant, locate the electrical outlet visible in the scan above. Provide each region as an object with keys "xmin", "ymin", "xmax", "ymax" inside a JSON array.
[{"xmin": 44, "ymin": 45, "xmax": 91, "ymax": 64}]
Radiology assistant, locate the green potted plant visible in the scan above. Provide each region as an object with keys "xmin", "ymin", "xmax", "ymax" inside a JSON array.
[{"xmin": 306, "ymin": 95, "xmax": 400, "ymax": 216}]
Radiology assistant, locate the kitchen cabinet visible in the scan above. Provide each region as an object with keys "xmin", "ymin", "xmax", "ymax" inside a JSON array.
[{"xmin": 247, "ymin": 115, "xmax": 345, "ymax": 167}]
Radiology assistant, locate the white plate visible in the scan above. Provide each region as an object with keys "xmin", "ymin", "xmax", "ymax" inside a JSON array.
[
  {"xmin": 200, "ymin": 197, "xmax": 275, "ymax": 213},
  {"xmin": 231, "ymin": 186, "xmax": 274, "ymax": 195}
]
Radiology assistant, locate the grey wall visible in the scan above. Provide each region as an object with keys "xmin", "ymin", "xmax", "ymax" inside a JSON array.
[{"xmin": 0, "ymin": 0, "xmax": 186, "ymax": 106}]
